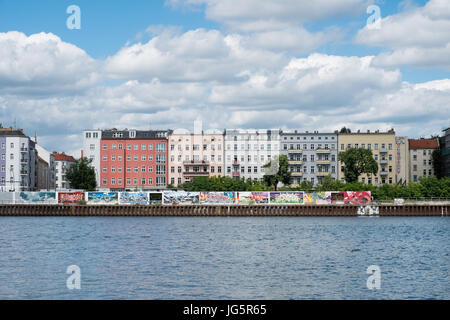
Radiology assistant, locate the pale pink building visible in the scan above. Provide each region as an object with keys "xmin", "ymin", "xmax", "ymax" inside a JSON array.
[{"xmin": 168, "ymin": 130, "xmax": 224, "ymax": 187}]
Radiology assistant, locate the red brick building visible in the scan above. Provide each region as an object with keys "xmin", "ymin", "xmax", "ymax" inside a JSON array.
[{"xmin": 99, "ymin": 129, "xmax": 169, "ymax": 190}]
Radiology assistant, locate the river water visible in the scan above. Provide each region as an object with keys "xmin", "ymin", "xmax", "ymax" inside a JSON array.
[{"xmin": 0, "ymin": 216, "xmax": 448, "ymax": 299}]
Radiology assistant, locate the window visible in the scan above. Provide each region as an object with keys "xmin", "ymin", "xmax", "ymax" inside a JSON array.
[
  {"xmin": 156, "ymin": 177, "xmax": 166, "ymax": 187},
  {"xmin": 103, "ymin": 156, "xmax": 107, "ymax": 161},
  {"xmin": 142, "ymin": 166, "xmax": 146, "ymax": 172},
  {"xmin": 156, "ymin": 165, "xmax": 165, "ymax": 175},
  {"xmin": 134, "ymin": 144, "xmax": 138, "ymax": 150},
  {"xmin": 102, "ymin": 166, "xmax": 107, "ymax": 173},
  {"xmin": 127, "ymin": 144, "xmax": 131, "ymax": 150},
  {"xmin": 149, "ymin": 166, "xmax": 153, "ymax": 173},
  {"xmin": 375, "ymin": 144, "xmax": 378, "ymax": 150},
  {"xmin": 156, "ymin": 143, "xmax": 166, "ymax": 152},
  {"xmin": 148, "ymin": 144, "xmax": 153, "ymax": 151},
  {"xmin": 112, "ymin": 144, "xmax": 116, "ymax": 150},
  {"xmin": 102, "ymin": 178, "xmax": 107, "ymax": 185},
  {"xmin": 142, "ymin": 155, "xmax": 146, "ymax": 161},
  {"xmin": 142, "ymin": 144, "xmax": 146, "ymax": 150},
  {"xmin": 389, "ymin": 144, "xmax": 392, "ymax": 150},
  {"xmin": 111, "ymin": 155, "xmax": 115, "ymax": 161},
  {"xmin": 156, "ymin": 154, "xmax": 166, "ymax": 163},
  {"xmin": 341, "ymin": 144, "xmax": 344, "ymax": 150}
]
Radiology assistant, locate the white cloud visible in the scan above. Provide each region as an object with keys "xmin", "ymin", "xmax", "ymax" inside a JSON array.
[
  {"xmin": 356, "ymin": 0, "xmax": 450, "ymax": 70},
  {"xmin": 0, "ymin": 31, "xmax": 100, "ymax": 94}
]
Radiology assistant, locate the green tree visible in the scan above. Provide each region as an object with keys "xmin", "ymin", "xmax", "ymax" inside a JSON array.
[
  {"xmin": 263, "ymin": 155, "xmax": 291, "ymax": 190},
  {"xmin": 338, "ymin": 148, "xmax": 378, "ymax": 183},
  {"xmin": 65, "ymin": 157, "xmax": 97, "ymax": 191},
  {"xmin": 339, "ymin": 127, "xmax": 351, "ymax": 134}
]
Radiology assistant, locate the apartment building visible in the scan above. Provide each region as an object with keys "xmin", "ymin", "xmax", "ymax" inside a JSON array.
[
  {"xmin": 338, "ymin": 129, "xmax": 397, "ymax": 185},
  {"xmin": 395, "ymin": 136, "xmax": 409, "ymax": 185},
  {"xmin": 280, "ymin": 130, "xmax": 338, "ymax": 186},
  {"xmin": 168, "ymin": 130, "xmax": 224, "ymax": 187},
  {"xmin": 35, "ymin": 144, "xmax": 56, "ymax": 190},
  {"xmin": 408, "ymin": 138, "xmax": 439, "ymax": 182},
  {"xmin": 443, "ymin": 127, "xmax": 450, "ymax": 177},
  {"xmin": 53, "ymin": 152, "xmax": 76, "ymax": 190},
  {"xmin": 0, "ymin": 128, "xmax": 37, "ymax": 192},
  {"xmin": 88, "ymin": 129, "xmax": 169, "ymax": 190},
  {"xmin": 82, "ymin": 129, "xmax": 102, "ymax": 184},
  {"xmin": 224, "ymin": 129, "xmax": 280, "ymax": 181}
]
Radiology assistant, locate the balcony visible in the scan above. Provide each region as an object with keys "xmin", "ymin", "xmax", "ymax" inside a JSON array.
[
  {"xmin": 20, "ymin": 148, "xmax": 28, "ymax": 152},
  {"xmin": 316, "ymin": 159, "xmax": 330, "ymax": 164},
  {"xmin": 316, "ymin": 171, "xmax": 330, "ymax": 176},
  {"xmin": 316, "ymin": 148, "xmax": 331, "ymax": 153},
  {"xmin": 20, "ymin": 158, "xmax": 28, "ymax": 163},
  {"xmin": 380, "ymin": 170, "xmax": 388, "ymax": 176},
  {"xmin": 20, "ymin": 170, "xmax": 28, "ymax": 175},
  {"xmin": 183, "ymin": 160, "xmax": 210, "ymax": 166},
  {"xmin": 183, "ymin": 171, "xmax": 209, "ymax": 176},
  {"xmin": 288, "ymin": 160, "xmax": 303, "ymax": 165},
  {"xmin": 380, "ymin": 159, "xmax": 388, "ymax": 164},
  {"xmin": 288, "ymin": 149, "xmax": 302, "ymax": 153},
  {"xmin": 291, "ymin": 172, "xmax": 303, "ymax": 176},
  {"xmin": 380, "ymin": 148, "xmax": 388, "ymax": 153},
  {"xmin": 232, "ymin": 161, "xmax": 240, "ymax": 166},
  {"xmin": 232, "ymin": 172, "xmax": 240, "ymax": 177}
]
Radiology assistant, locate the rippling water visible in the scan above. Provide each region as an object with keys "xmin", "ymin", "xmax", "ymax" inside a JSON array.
[{"xmin": 0, "ymin": 216, "xmax": 448, "ymax": 299}]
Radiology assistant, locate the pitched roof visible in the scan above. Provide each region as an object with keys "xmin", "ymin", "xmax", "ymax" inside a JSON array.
[
  {"xmin": 408, "ymin": 138, "xmax": 439, "ymax": 149},
  {"xmin": 52, "ymin": 152, "xmax": 76, "ymax": 162}
]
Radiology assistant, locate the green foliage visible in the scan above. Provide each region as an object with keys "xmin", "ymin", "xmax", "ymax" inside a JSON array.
[
  {"xmin": 262, "ymin": 155, "xmax": 291, "ymax": 191},
  {"xmin": 338, "ymin": 148, "xmax": 378, "ymax": 183},
  {"xmin": 339, "ymin": 127, "xmax": 351, "ymax": 133},
  {"xmin": 65, "ymin": 157, "xmax": 97, "ymax": 191}
]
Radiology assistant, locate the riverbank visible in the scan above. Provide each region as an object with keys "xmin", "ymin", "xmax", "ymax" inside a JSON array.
[{"xmin": 0, "ymin": 204, "xmax": 448, "ymax": 216}]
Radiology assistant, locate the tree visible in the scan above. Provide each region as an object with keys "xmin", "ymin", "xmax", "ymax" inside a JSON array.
[
  {"xmin": 263, "ymin": 155, "xmax": 291, "ymax": 190},
  {"xmin": 338, "ymin": 148, "xmax": 378, "ymax": 183},
  {"xmin": 339, "ymin": 127, "xmax": 351, "ymax": 134},
  {"xmin": 65, "ymin": 157, "xmax": 97, "ymax": 191}
]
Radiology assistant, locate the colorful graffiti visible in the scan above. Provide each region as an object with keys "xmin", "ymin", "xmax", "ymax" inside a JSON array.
[
  {"xmin": 163, "ymin": 191, "xmax": 200, "ymax": 205},
  {"xmin": 16, "ymin": 192, "xmax": 57, "ymax": 204},
  {"xmin": 87, "ymin": 192, "xmax": 118, "ymax": 205},
  {"xmin": 119, "ymin": 192, "xmax": 149, "ymax": 205},
  {"xmin": 269, "ymin": 192, "xmax": 303, "ymax": 204},
  {"xmin": 331, "ymin": 192, "xmax": 345, "ymax": 204},
  {"xmin": 149, "ymin": 192, "xmax": 163, "ymax": 205},
  {"xmin": 237, "ymin": 192, "xmax": 269, "ymax": 204},
  {"xmin": 303, "ymin": 192, "xmax": 332, "ymax": 205},
  {"xmin": 200, "ymin": 192, "xmax": 236, "ymax": 204},
  {"xmin": 344, "ymin": 191, "xmax": 371, "ymax": 205},
  {"xmin": 58, "ymin": 192, "xmax": 85, "ymax": 204}
]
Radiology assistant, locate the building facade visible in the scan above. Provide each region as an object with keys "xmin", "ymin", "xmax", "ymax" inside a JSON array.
[
  {"xmin": 0, "ymin": 128, "xmax": 37, "ymax": 192},
  {"xmin": 443, "ymin": 128, "xmax": 450, "ymax": 177},
  {"xmin": 280, "ymin": 131, "xmax": 338, "ymax": 186},
  {"xmin": 53, "ymin": 152, "xmax": 76, "ymax": 190},
  {"xmin": 408, "ymin": 138, "xmax": 439, "ymax": 182},
  {"xmin": 93, "ymin": 129, "xmax": 169, "ymax": 190},
  {"xmin": 35, "ymin": 144, "xmax": 56, "ymax": 190},
  {"xmin": 82, "ymin": 129, "xmax": 102, "ymax": 184},
  {"xmin": 168, "ymin": 130, "xmax": 224, "ymax": 187},
  {"xmin": 224, "ymin": 129, "xmax": 280, "ymax": 181},
  {"xmin": 395, "ymin": 136, "xmax": 409, "ymax": 185},
  {"xmin": 338, "ymin": 130, "xmax": 397, "ymax": 185}
]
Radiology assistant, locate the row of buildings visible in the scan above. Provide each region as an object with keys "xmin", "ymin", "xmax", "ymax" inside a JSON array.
[
  {"xmin": 0, "ymin": 127, "xmax": 76, "ymax": 192},
  {"xmin": 81, "ymin": 127, "xmax": 447, "ymax": 191},
  {"xmin": 1, "ymin": 125, "xmax": 447, "ymax": 192}
]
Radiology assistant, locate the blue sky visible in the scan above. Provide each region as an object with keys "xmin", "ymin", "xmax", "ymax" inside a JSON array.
[{"xmin": 0, "ymin": 0, "xmax": 449, "ymax": 155}]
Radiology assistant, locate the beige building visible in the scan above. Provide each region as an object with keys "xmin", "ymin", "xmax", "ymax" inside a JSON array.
[
  {"xmin": 338, "ymin": 129, "xmax": 397, "ymax": 185},
  {"xmin": 168, "ymin": 130, "xmax": 224, "ymax": 187},
  {"xmin": 395, "ymin": 136, "xmax": 409, "ymax": 185},
  {"xmin": 408, "ymin": 138, "xmax": 439, "ymax": 182}
]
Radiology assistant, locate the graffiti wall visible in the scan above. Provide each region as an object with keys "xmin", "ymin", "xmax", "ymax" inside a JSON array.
[
  {"xmin": 200, "ymin": 192, "xmax": 236, "ymax": 204},
  {"xmin": 344, "ymin": 191, "xmax": 371, "ymax": 205},
  {"xmin": 119, "ymin": 192, "xmax": 149, "ymax": 205},
  {"xmin": 149, "ymin": 192, "xmax": 163, "ymax": 205},
  {"xmin": 16, "ymin": 192, "xmax": 57, "ymax": 204},
  {"xmin": 331, "ymin": 192, "xmax": 345, "ymax": 204},
  {"xmin": 303, "ymin": 192, "xmax": 332, "ymax": 205},
  {"xmin": 269, "ymin": 192, "xmax": 304, "ymax": 204},
  {"xmin": 237, "ymin": 192, "xmax": 269, "ymax": 205},
  {"xmin": 87, "ymin": 192, "xmax": 118, "ymax": 205},
  {"xmin": 58, "ymin": 192, "xmax": 85, "ymax": 204},
  {"xmin": 163, "ymin": 191, "xmax": 200, "ymax": 205},
  {"xmin": 0, "ymin": 192, "xmax": 14, "ymax": 204}
]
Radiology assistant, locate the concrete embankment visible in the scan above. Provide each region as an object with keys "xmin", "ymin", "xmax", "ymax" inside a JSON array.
[{"xmin": 0, "ymin": 204, "xmax": 448, "ymax": 216}]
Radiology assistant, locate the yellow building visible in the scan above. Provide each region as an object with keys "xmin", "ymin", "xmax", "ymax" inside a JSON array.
[{"xmin": 337, "ymin": 129, "xmax": 397, "ymax": 185}]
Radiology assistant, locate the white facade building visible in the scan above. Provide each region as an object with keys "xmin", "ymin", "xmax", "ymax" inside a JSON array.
[
  {"xmin": 0, "ymin": 128, "xmax": 36, "ymax": 192},
  {"xmin": 224, "ymin": 129, "xmax": 280, "ymax": 181},
  {"xmin": 82, "ymin": 130, "xmax": 101, "ymax": 185},
  {"xmin": 53, "ymin": 152, "xmax": 76, "ymax": 190}
]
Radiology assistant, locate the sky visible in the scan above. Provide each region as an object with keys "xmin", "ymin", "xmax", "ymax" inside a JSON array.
[{"xmin": 0, "ymin": 0, "xmax": 449, "ymax": 157}]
